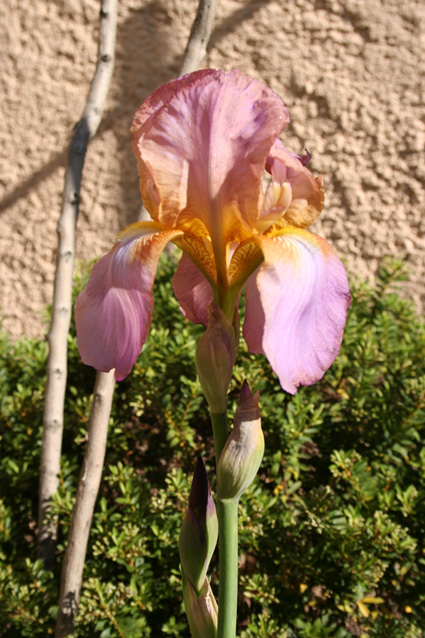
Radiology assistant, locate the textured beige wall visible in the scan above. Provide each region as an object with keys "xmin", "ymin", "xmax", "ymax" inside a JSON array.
[{"xmin": 1, "ymin": 0, "xmax": 424, "ymax": 340}]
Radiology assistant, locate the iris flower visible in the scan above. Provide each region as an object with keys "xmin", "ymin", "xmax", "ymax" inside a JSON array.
[{"xmin": 75, "ymin": 69, "xmax": 350, "ymax": 394}]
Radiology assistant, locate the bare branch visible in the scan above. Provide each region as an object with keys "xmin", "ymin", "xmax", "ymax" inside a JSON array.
[
  {"xmin": 38, "ymin": 0, "xmax": 118, "ymax": 568},
  {"xmin": 55, "ymin": 371, "xmax": 115, "ymax": 638},
  {"xmin": 53, "ymin": 3, "xmax": 219, "ymax": 633},
  {"xmin": 180, "ymin": 0, "xmax": 218, "ymax": 75}
]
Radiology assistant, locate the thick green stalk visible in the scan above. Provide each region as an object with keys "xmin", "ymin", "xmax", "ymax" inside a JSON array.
[
  {"xmin": 210, "ymin": 411, "xmax": 239, "ymax": 638},
  {"xmin": 210, "ymin": 411, "xmax": 228, "ymax": 461},
  {"xmin": 217, "ymin": 499, "xmax": 239, "ymax": 638}
]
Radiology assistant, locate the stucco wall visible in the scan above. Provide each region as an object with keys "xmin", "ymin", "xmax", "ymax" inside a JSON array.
[{"xmin": 1, "ymin": 0, "xmax": 424, "ymax": 340}]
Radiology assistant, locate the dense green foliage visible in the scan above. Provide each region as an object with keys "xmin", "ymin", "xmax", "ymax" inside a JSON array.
[{"xmin": 0, "ymin": 257, "xmax": 424, "ymax": 637}]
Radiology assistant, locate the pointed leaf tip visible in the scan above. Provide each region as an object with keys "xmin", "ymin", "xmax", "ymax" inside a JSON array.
[{"xmin": 240, "ymin": 380, "xmax": 253, "ymax": 403}]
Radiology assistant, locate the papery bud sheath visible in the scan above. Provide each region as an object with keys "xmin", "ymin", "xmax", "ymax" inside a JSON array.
[
  {"xmin": 182, "ymin": 573, "xmax": 218, "ymax": 638},
  {"xmin": 217, "ymin": 382, "xmax": 264, "ymax": 501},
  {"xmin": 195, "ymin": 303, "xmax": 237, "ymax": 414}
]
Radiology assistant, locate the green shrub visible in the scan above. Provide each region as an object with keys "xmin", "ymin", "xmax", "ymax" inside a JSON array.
[{"xmin": 0, "ymin": 256, "xmax": 424, "ymax": 637}]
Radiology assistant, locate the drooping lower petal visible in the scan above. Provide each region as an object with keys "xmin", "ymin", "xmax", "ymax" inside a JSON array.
[
  {"xmin": 173, "ymin": 253, "xmax": 213, "ymax": 326},
  {"xmin": 75, "ymin": 222, "xmax": 182, "ymax": 380},
  {"xmin": 244, "ymin": 228, "xmax": 351, "ymax": 394}
]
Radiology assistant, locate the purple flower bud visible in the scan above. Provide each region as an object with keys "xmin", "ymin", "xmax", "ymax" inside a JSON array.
[{"xmin": 179, "ymin": 457, "xmax": 218, "ymax": 594}]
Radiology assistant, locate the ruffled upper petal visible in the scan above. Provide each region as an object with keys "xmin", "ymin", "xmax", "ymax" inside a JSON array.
[
  {"xmin": 75, "ymin": 222, "xmax": 182, "ymax": 380},
  {"xmin": 243, "ymin": 228, "xmax": 351, "ymax": 394},
  {"xmin": 131, "ymin": 69, "xmax": 290, "ymax": 243},
  {"xmin": 130, "ymin": 70, "xmax": 215, "ymax": 137},
  {"xmin": 131, "ymin": 70, "xmax": 216, "ymax": 221},
  {"xmin": 266, "ymin": 139, "xmax": 324, "ymax": 229},
  {"xmin": 172, "ymin": 253, "xmax": 214, "ymax": 326}
]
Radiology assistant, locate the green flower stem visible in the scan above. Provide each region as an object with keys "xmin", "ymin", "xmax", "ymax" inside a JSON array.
[
  {"xmin": 210, "ymin": 411, "xmax": 229, "ymax": 461},
  {"xmin": 217, "ymin": 498, "xmax": 239, "ymax": 638},
  {"xmin": 210, "ymin": 411, "xmax": 239, "ymax": 638}
]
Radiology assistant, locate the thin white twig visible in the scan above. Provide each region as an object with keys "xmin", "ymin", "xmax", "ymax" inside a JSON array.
[
  {"xmin": 180, "ymin": 0, "xmax": 218, "ymax": 75},
  {"xmin": 55, "ymin": 370, "xmax": 115, "ymax": 638},
  {"xmin": 37, "ymin": 0, "xmax": 118, "ymax": 568},
  {"xmin": 54, "ymin": 2, "xmax": 218, "ymax": 633}
]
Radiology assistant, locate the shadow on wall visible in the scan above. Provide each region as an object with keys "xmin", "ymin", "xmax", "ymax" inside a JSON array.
[
  {"xmin": 0, "ymin": 0, "xmax": 275, "ymax": 225},
  {"xmin": 0, "ymin": 0, "xmax": 176, "ymax": 222},
  {"xmin": 107, "ymin": 0, "xmax": 182, "ymax": 228}
]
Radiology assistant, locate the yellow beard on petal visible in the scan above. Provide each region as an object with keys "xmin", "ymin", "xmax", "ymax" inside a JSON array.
[
  {"xmin": 116, "ymin": 220, "xmax": 170, "ymax": 242},
  {"xmin": 228, "ymin": 239, "xmax": 264, "ymax": 289},
  {"xmin": 173, "ymin": 233, "xmax": 217, "ymax": 285}
]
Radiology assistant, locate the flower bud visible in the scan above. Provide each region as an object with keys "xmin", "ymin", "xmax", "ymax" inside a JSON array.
[
  {"xmin": 182, "ymin": 572, "xmax": 218, "ymax": 638},
  {"xmin": 179, "ymin": 457, "xmax": 218, "ymax": 594},
  {"xmin": 217, "ymin": 382, "xmax": 264, "ymax": 501},
  {"xmin": 195, "ymin": 303, "xmax": 237, "ymax": 414}
]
